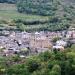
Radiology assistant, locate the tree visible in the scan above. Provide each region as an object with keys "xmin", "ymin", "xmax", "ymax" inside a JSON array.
[
  {"xmin": 26, "ymin": 58, "xmax": 40, "ymax": 73},
  {"xmin": 7, "ymin": 64, "xmax": 30, "ymax": 75},
  {"xmin": 16, "ymin": 0, "xmax": 58, "ymax": 16},
  {"xmin": 52, "ymin": 37, "xmax": 60, "ymax": 43},
  {"xmin": 0, "ymin": 0, "xmax": 17, "ymax": 3},
  {"xmin": 16, "ymin": 23, "xmax": 26, "ymax": 31},
  {"xmin": 49, "ymin": 65, "xmax": 61, "ymax": 75}
]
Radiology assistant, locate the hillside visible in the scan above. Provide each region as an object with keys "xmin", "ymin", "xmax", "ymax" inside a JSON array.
[
  {"xmin": 17, "ymin": 0, "xmax": 75, "ymax": 16},
  {"xmin": 62, "ymin": 0, "xmax": 75, "ymax": 3},
  {"xmin": 0, "ymin": 0, "xmax": 16, "ymax": 3},
  {"xmin": 16, "ymin": 0, "xmax": 75, "ymax": 31},
  {"xmin": 0, "ymin": 3, "xmax": 49, "ymax": 31},
  {"xmin": 0, "ymin": 0, "xmax": 75, "ymax": 31}
]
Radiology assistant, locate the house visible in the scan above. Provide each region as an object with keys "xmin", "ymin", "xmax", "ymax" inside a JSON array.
[
  {"xmin": 46, "ymin": 31, "xmax": 62, "ymax": 39},
  {"xmin": 66, "ymin": 27, "xmax": 75, "ymax": 39},
  {"xmin": 56, "ymin": 40, "xmax": 67, "ymax": 47},
  {"xmin": 2, "ymin": 30, "xmax": 10, "ymax": 36},
  {"xmin": 52, "ymin": 45, "xmax": 64, "ymax": 51},
  {"xmin": 69, "ymin": 39, "xmax": 75, "ymax": 44},
  {"xmin": 30, "ymin": 36, "xmax": 52, "ymax": 49},
  {"xmin": 9, "ymin": 31, "xmax": 16, "ymax": 38},
  {"xmin": 21, "ymin": 32, "xmax": 31, "ymax": 39},
  {"xmin": 52, "ymin": 40, "xmax": 67, "ymax": 51}
]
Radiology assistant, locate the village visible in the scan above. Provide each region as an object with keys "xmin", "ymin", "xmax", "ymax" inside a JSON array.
[{"xmin": 0, "ymin": 27, "xmax": 75, "ymax": 57}]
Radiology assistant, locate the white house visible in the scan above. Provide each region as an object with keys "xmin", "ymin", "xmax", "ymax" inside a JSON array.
[
  {"xmin": 53, "ymin": 45, "xmax": 64, "ymax": 51},
  {"xmin": 56, "ymin": 40, "xmax": 67, "ymax": 47}
]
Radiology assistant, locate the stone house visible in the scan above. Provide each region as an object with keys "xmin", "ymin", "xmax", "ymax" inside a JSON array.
[{"xmin": 30, "ymin": 36, "xmax": 52, "ymax": 49}]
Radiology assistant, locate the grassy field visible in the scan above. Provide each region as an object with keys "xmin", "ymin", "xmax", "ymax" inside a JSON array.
[{"xmin": 0, "ymin": 3, "xmax": 48, "ymax": 21}]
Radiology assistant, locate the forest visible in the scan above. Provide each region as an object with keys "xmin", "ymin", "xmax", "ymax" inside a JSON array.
[
  {"xmin": 0, "ymin": 0, "xmax": 16, "ymax": 3},
  {"xmin": 14, "ymin": 0, "xmax": 75, "ymax": 31},
  {"xmin": 0, "ymin": 48, "xmax": 75, "ymax": 75}
]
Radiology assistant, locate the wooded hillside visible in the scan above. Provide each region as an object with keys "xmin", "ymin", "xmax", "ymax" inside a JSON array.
[
  {"xmin": 0, "ymin": 0, "xmax": 16, "ymax": 3},
  {"xmin": 0, "ymin": 0, "xmax": 75, "ymax": 31}
]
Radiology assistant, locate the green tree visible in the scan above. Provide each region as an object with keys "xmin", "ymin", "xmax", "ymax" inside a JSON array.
[{"xmin": 50, "ymin": 65, "xmax": 61, "ymax": 75}]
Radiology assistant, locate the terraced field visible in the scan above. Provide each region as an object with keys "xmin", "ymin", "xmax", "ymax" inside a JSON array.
[{"xmin": 0, "ymin": 3, "xmax": 49, "ymax": 31}]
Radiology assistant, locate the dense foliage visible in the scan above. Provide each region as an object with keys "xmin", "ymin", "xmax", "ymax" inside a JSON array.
[
  {"xmin": 0, "ymin": 0, "xmax": 16, "ymax": 3},
  {"xmin": 0, "ymin": 46, "xmax": 75, "ymax": 75},
  {"xmin": 16, "ymin": 0, "xmax": 75, "ymax": 16},
  {"xmin": 17, "ymin": 0, "xmax": 58, "ymax": 16},
  {"xmin": 14, "ymin": 16, "xmax": 70, "ymax": 31},
  {"xmin": 15, "ymin": 0, "xmax": 75, "ymax": 31}
]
